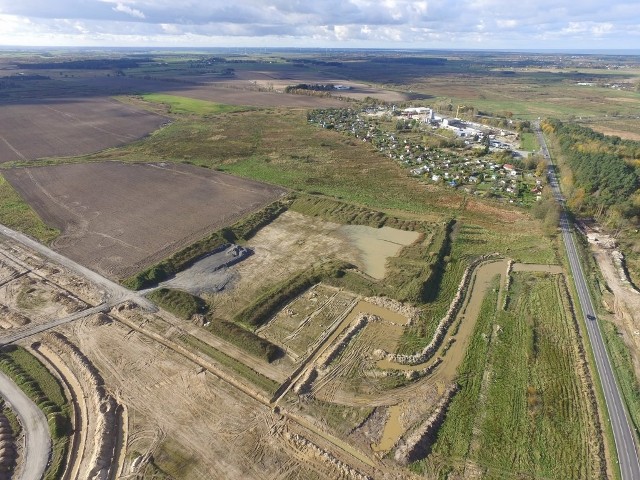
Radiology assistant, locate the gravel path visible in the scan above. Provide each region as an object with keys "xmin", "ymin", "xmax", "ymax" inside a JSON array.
[{"xmin": 0, "ymin": 370, "xmax": 51, "ymax": 480}]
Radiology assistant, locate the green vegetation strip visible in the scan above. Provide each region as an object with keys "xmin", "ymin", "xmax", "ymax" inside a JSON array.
[
  {"xmin": 289, "ymin": 194, "xmax": 430, "ymax": 232},
  {"xmin": 179, "ymin": 334, "xmax": 279, "ymax": 395},
  {"xmin": 123, "ymin": 200, "xmax": 287, "ymax": 289},
  {"xmin": 0, "ymin": 174, "xmax": 59, "ymax": 244},
  {"xmin": 600, "ymin": 320, "xmax": 640, "ymax": 440},
  {"xmin": 208, "ymin": 319, "xmax": 282, "ymax": 363},
  {"xmin": 235, "ymin": 259, "xmax": 352, "ymax": 328},
  {"xmin": 414, "ymin": 273, "xmax": 604, "ymax": 478},
  {"xmin": 0, "ymin": 346, "xmax": 70, "ymax": 480},
  {"xmin": 148, "ymin": 289, "xmax": 283, "ymax": 363},
  {"xmin": 141, "ymin": 94, "xmax": 246, "ymax": 116},
  {"xmin": 147, "ymin": 288, "xmax": 208, "ymax": 320}
]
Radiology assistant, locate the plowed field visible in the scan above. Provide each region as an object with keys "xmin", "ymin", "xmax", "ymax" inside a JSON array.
[
  {"xmin": 0, "ymin": 98, "xmax": 167, "ymax": 163},
  {"xmin": 4, "ymin": 162, "xmax": 285, "ymax": 279}
]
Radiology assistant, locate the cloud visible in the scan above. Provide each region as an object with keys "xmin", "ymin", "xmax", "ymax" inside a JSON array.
[
  {"xmin": 0, "ymin": 0, "xmax": 637, "ymax": 48},
  {"xmin": 112, "ymin": 2, "xmax": 145, "ymax": 19}
]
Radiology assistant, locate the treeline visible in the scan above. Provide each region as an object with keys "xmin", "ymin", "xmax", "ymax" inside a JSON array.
[
  {"xmin": 543, "ymin": 119, "xmax": 640, "ymax": 225},
  {"xmin": 545, "ymin": 119, "xmax": 640, "ymax": 161},
  {"xmin": 371, "ymin": 57, "xmax": 447, "ymax": 66},
  {"xmin": 284, "ymin": 83, "xmax": 335, "ymax": 93},
  {"xmin": 286, "ymin": 58, "xmax": 342, "ymax": 67},
  {"xmin": 17, "ymin": 58, "xmax": 145, "ymax": 70}
]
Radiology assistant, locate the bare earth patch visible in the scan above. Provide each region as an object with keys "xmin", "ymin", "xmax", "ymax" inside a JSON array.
[
  {"xmin": 4, "ymin": 162, "xmax": 285, "ymax": 279},
  {"xmin": 588, "ymin": 125, "xmax": 640, "ymax": 141},
  {"xmin": 0, "ymin": 98, "xmax": 168, "ymax": 163},
  {"xmin": 164, "ymin": 84, "xmax": 346, "ymax": 108}
]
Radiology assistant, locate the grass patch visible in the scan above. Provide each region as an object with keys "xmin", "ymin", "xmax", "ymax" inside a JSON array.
[
  {"xmin": 1, "ymin": 401, "xmax": 21, "ymax": 438},
  {"xmin": 520, "ymin": 132, "xmax": 539, "ymax": 151},
  {"xmin": 600, "ymin": 320, "xmax": 640, "ymax": 442},
  {"xmin": 151, "ymin": 438, "xmax": 196, "ymax": 479},
  {"xmin": 0, "ymin": 346, "xmax": 70, "ymax": 480},
  {"xmin": 303, "ymin": 399, "xmax": 374, "ymax": 436},
  {"xmin": 141, "ymin": 93, "xmax": 246, "ymax": 116},
  {"xmin": 0, "ymin": 174, "xmax": 59, "ymax": 244},
  {"xmin": 179, "ymin": 334, "xmax": 279, "ymax": 395},
  {"xmin": 148, "ymin": 288, "xmax": 208, "ymax": 320},
  {"xmin": 414, "ymin": 273, "xmax": 604, "ymax": 478},
  {"xmin": 289, "ymin": 193, "xmax": 430, "ymax": 232},
  {"xmin": 123, "ymin": 200, "xmax": 287, "ymax": 289},
  {"xmin": 208, "ymin": 319, "xmax": 282, "ymax": 363}
]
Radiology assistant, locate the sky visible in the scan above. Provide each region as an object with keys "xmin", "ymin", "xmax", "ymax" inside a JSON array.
[{"xmin": 0, "ymin": 0, "xmax": 638, "ymax": 50}]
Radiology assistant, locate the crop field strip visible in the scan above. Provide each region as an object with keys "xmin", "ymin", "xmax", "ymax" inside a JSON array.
[{"xmin": 413, "ymin": 272, "xmax": 604, "ymax": 478}]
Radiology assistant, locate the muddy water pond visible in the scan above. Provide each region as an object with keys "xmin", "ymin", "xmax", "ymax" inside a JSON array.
[
  {"xmin": 372, "ymin": 404, "xmax": 404, "ymax": 452},
  {"xmin": 338, "ymin": 225, "xmax": 420, "ymax": 279},
  {"xmin": 375, "ymin": 259, "xmax": 509, "ymax": 373}
]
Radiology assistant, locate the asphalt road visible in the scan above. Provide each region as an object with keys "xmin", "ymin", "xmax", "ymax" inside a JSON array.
[
  {"xmin": 0, "ymin": 370, "xmax": 51, "ymax": 480},
  {"xmin": 536, "ymin": 125, "xmax": 640, "ymax": 479}
]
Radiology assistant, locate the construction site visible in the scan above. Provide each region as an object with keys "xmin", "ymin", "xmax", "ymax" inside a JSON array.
[{"xmin": 0, "ymin": 199, "xmax": 605, "ymax": 479}]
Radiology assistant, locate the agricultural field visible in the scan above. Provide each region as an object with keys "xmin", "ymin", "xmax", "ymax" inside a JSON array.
[
  {"xmin": 3, "ymin": 161, "xmax": 285, "ymax": 279},
  {"xmin": 414, "ymin": 272, "xmax": 605, "ymax": 478},
  {"xmin": 0, "ymin": 98, "xmax": 168, "ymax": 163},
  {"xmin": 0, "ymin": 48, "xmax": 637, "ymax": 480}
]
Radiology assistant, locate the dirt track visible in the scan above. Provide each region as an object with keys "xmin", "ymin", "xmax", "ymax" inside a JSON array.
[
  {"xmin": 0, "ymin": 98, "xmax": 167, "ymax": 163},
  {"xmin": 4, "ymin": 162, "xmax": 285, "ymax": 279},
  {"xmin": 0, "ymin": 370, "xmax": 50, "ymax": 480}
]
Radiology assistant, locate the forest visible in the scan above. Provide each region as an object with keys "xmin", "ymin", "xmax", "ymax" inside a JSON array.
[{"xmin": 542, "ymin": 119, "xmax": 640, "ymax": 226}]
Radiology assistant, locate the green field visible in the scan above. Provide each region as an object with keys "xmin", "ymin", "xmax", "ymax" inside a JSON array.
[
  {"xmin": 141, "ymin": 93, "xmax": 247, "ymax": 116},
  {"xmin": 414, "ymin": 272, "xmax": 604, "ymax": 478},
  {"xmin": 519, "ymin": 132, "xmax": 539, "ymax": 151}
]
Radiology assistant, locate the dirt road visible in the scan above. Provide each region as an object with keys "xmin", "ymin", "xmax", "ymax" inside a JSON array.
[
  {"xmin": 0, "ymin": 223, "xmax": 154, "ymax": 311},
  {"xmin": 0, "ymin": 370, "xmax": 51, "ymax": 480}
]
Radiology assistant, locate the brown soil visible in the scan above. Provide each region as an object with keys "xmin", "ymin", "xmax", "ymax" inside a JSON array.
[
  {"xmin": 588, "ymin": 126, "xmax": 640, "ymax": 141},
  {"xmin": 4, "ymin": 162, "xmax": 285, "ymax": 279},
  {"xmin": 0, "ymin": 98, "xmax": 167, "ymax": 163},
  {"xmin": 164, "ymin": 83, "xmax": 347, "ymax": 108}
]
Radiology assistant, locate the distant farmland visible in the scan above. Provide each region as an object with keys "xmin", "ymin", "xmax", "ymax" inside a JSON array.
[
  {"xmin": 4, "ymin": 162, "xmax": 285, "ymax": 278},
  {"xmin": 0, "ymin": 97, "xmax": 167, "ymax": 163}
]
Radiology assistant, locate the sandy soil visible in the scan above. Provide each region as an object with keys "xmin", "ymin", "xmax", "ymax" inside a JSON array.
[
  {"xmin": 4, "ymin": 162, "xmax": 285, "ymax": 279},
  {"xmin": 212, "ymin": 211, "xmax": 357, "ymax": 317},
  {"xmin": 61, "ymin": 316, "xmax": 325, "ymax": 479},
  {"xmin": 591, "ymin": 242, "xmax": 640, "ymax": 379},
  {"xmin": 0, "ymin": 98, "xmax": 167, "ymax": 163},
  {"xmin": 213, "ymin": 211, "xmax": 420, "ymax": 318}
]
